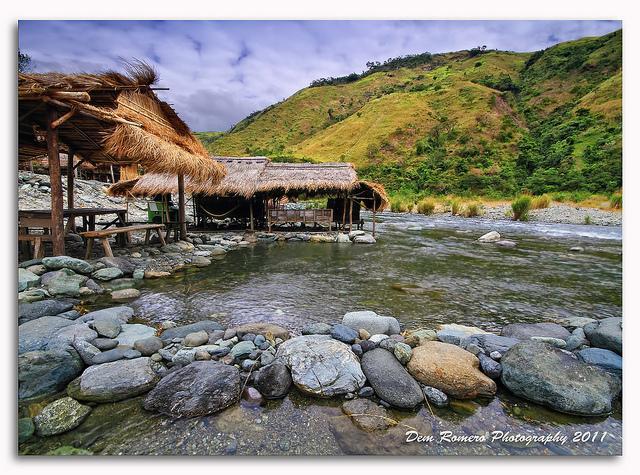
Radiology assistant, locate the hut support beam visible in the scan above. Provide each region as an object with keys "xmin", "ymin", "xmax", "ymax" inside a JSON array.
[
  {"xmin": 65, "ymin": 149, "xmax": 75, "ymax": 233},
  {"xmin": 372, "ymin": 195, "xmax": 377, "ymax": 237},
  {"xmin": 349, "ymin": 197, "xmax": 353, "ymax": 232},
  {"xmin": 249, "ymin": 199, "xmax": 255, "ymax": 232},
  {"xmin": 47, "ymin": 106, "xmax": 65, "ymax": 256},
  {"xmin": 342, "ymin": 196, "xmax": 347, "ymax": 230},
  {"xmin": 178, "ymin": 173, "xmax": 187, "ymax": 240}
]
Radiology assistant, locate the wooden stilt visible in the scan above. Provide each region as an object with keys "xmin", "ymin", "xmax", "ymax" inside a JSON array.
[
  {"xmin": 342, "ymin": 196, "xmax": 347, "ymax": 230},
  {"xmin": 249, "ymin": 199, "xmax": 255, "ymax": 231},
  {"xmin": 47, "ymin": 106, "xmax": 65, "ymax": 256},
  {"xmin": 372, "ymin": 196, "xmax": 377, "ymax": 237},
  {"xmin": 65, "ymin": 149, "xmax": 75, "ymax": 233},
  {"xmin": 101, "ymin": 238, "xmax": 114, "ymax": 257},
  {"xmin": 348, "ymin": 198, "xmax": 353, "ymax": 232},
  {"xmin": 178, "ymin": 174, "xmax": 186, "ymax": 240},
  {"xmin": 110, "ymin": 165, "xmax": 115, "ymax": 183},
  {"xmin": 85, "ymin": 238, "xmax": 94, "ymax": 260}
]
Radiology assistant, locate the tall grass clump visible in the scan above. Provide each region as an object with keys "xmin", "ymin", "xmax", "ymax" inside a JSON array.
[
  {"xmin": 390, "ymin": 197, "xmax": 412, "ymax": 213},
  {"xmin": 450, "ymin": 199, "xmax": 461, "ymax": 215},
  {"xmin": 463, "ymin": 202, "xmax": 482, "ymax": 217},
  {"xmin": 531, "ymin": 194, "xmax": 551, "ymax": 209},
  {"xmin": 511, "ymin": 195, "xmax": 532, "ymax": 221},
  {"xmin": 417, "ymin": 198, "xmax": 436, "ymax": 215},
  {"xmin": 609, "ymin": 193, "xmax": 622, "ymax": 209}
]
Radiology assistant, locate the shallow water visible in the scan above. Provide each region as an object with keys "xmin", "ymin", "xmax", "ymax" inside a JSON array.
[{"xmin": 20, "ymin": 213, "xmax": 623, "ymax": 455}]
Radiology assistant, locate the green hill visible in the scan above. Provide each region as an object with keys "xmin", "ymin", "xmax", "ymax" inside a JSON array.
[{"xmin": 198, "ymin": 30, "xmax": 622, "ymax": 197}]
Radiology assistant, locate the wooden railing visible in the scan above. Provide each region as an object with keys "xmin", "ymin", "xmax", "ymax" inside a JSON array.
[{"xmin": 267, "ymin": 208, "xmax": 333, "ymax": 232}]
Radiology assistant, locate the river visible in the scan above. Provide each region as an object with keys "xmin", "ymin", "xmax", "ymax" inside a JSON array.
[{"xmin": 19, "ymin": 212, "xmax": 622, "ymax": 455}]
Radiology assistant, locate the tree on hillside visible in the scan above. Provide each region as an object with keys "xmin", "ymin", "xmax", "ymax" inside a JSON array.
[{"xmin": 18, "ymin": 50, "xmax": 31, "ymax": 72}]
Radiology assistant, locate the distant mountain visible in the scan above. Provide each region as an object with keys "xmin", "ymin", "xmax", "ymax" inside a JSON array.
[{"xmin": 197, "ymin": 30, "xmax": 622, "ymax": 196}]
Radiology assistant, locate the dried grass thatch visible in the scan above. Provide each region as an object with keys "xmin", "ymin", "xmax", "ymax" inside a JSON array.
[
  {"xmin": 108, "ymin": 156, "xmax": 387, "ymax": 210},
  {"xmin": 18, "ymin": 61, "xmax": 224, "ymax": 184}
]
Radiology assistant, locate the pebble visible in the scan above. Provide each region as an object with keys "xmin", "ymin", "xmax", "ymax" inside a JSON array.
[
  {"xmin": 489, "ymin": 351, "xmax": 502, "ymax": 360},
  {"xmin": 358, "ymin": 386, "xmax": 375, "ymax": 398},
  {"xmin": 92, "ymin": 338, "xmax": 119, "ymax": 351},
  {"xmin": 423, "ymin": 385, "xmax": 449, "ymax": 407},
  {"xmin": 393, "ymin": 342, "xmax": 412, "ymax": 365},
  {"xmin": 351, "ymin": 344, "xmax": 363, "ymax": 357}
]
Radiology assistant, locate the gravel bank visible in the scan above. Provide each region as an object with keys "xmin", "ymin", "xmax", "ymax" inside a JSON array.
[{"xmin": 481, "ymin": 203, "xmax": 622, "ymax": 226}]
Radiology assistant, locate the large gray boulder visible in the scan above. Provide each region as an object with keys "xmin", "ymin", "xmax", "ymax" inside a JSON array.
[
  {"xmin": 44, "ymin": 269, "xmax": 88, "ymax": 297},
  {"xmin": 42, "ymin": 256, "xmax": 94, "ymax": 274},
  {"xmin": 18, "ymin": 299, "xmax": 76, "ymax": 325},
  {"xmin": 501, "ymin": 341, "xmax": 621, "ymax": 416},
  {"xmin": 18, "ymin": 268, "xmax": 40, "ymax": 292},
  {"xmin": 67, "ymin": 357, "xmax": 159, "ymax": 402},
  {"xmin": 501, "ymin": 322, "xmax": 570, "ymax": 341},
  {"xmin": 361, "ymin": 348, "xmax": 423, "ymax": 409},
  {"xmin": 18, "ymin": 316, "xmax": 75, "ymax": 354},
  {"xmin": 98, "ymin": 256, "xmax": 136, "ymax": 275},
  {"xmin": 18, "ymin": 349, "xmax": 83, "ymax": 400},
  {"xmin": 160, "ymin": 320, "xmax": 224, "ymax": 342},
  {"xmin": 583, "ymin": 318, "xmax": 622, "ymax": 355},
  {"xmin": 144, "ymin": 361, "xmax": 240, "ymax": 417},
  {"xmin": 46, "ymin": 323, "xmax": 98, "ymax": 351},
  {"xmin": 276, "ymin": 335, "xmax": 366, "ymax": 397},
  {"xmin": 342, "ymin": 311, "xmax": 400, "ymax": 336}
]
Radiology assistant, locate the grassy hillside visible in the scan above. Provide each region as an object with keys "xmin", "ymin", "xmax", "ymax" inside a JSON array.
[{"xmin": 200, "ymin": 30, "xmax": 622, "ymax": 197}]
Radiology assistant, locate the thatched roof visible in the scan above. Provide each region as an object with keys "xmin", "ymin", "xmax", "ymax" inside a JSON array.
[
  {"xmin": 18, "ymin": 61, "xmax": 225, "ymax": 183},
  {"xmin": 108, "ymin": 157, "xmax": 388, "ymax": 210}
]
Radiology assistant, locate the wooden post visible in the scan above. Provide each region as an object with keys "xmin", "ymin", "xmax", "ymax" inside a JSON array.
[
  {"xmin": 178, "ymin": 173, "xmax": 186, "ymax": 240},
  {"xmin": 372, "ymin": 196, "xmax": 377, "ymax": 237},
  {"xmin": 348, "ymin": 197, "xmax": 353, "ymax": 232},
  {"xmin": 341, "ymin": 196, "xmax": 347, "ymax": 230},
  {"xmin": 110, "ymin": 165, "xmax": 115, "ymax": 183},
  {"xmin": 47, "ymin": 106, "xmax": 65, "ymax": 256},
  {"xmin": 65, "ymin": 150, "xmax": 75, "ymax": 233},
  {"xmin": 249, "ymin": 199, "xmax": 255, "ymax": 231}
]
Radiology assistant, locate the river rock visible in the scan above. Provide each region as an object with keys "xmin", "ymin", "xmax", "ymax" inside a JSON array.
[
  {"xmin": 423, "ymin": 386, "xmax": 448, "ymax": 407},
  {"xmin": 116, "ymin": 324, "xmax": 157, "ymax": 346},
  {"xmin": 253, "ymin": 362, "xmax": 292, "ymax": 399},
  {"xmin": 406, "ymin": 329, "xmax": 437, "ymax": 346},
  {"xmin": 143, "ymin": 361, "xmax": 240, "ymax": 417},
  {"xmin": 583, "ymin": 317, "xmax": 622, "ymax": 355},
  {"xmin": 342, "ymin": 310, "xmax": 401, "ymax": 336},
  {"xmin": 18, "ymin": 418, "xmax": 35, "ymax": 443},
  {"xmin": 191, "ymin": 256, "xmax": 211, "ymax": 267},
  {"xmin": 229, "ymin": 340, "xmax": 256, "ymax": 359},
  {"xmin": 342, "ymin": 398, "xmax": 391, "ymax": 432},
  {"xmin": 93, "ymin": 316, "xmax": 122, "ymax": 339},
  {"xmin": 34, "ymin": 397, "xmax": 92, "ymax": 436},
  {"xmin": 330, "ymin": 324, "xmax": 358, "ymax": 343},
  {"xmin": 393, "ymin": 342, "xmax": 412, "ymax": 365},
  {"xmin": 92, "ymin": 338, "xmax": 119, "ymax": 351},
  {"xmin": 134, "ymin": 336, "xmax": 164, "ymax": 356},
  {"xmin": 18, "ymin": 299, "xmax": 76, "ymax": 325},
  {"xmin": 111, "ymin": 288, "xmax": 141, "ymax": 301},
  {"xmin": 555, "ymin": 316, "xmax": 597, "ymax": 330},
  {"xmin": 276, "ymin": 335, "xmax": 365, "ymax": 397},
  {"xmin": 78, "ymin": 306, "xmax": 134, "ymax": 324},
  {"xmin": 460, "ymin": 333, "xmax": 519, "ymax": 355},
  {"xmin": 68, "ymin": 357, "xmax": 159, "ymax": 402},
  {"xmin": 98, "ymin": 256, "xmax": 136, "ymax": 275},
  {"xmin": 18, "ymin": 268, "xmax": 41, "ymax": 292},
  {"xmin": 18, "ymin": 349, "xmax": 83, "ymax": 400},
  {"xmin": 361, "ymin": 348, "xmax": 423, "ymax": 409},
  {"xmin": 477, "ymin": 353, "xmax": 502, "ymax": 379},
  {"xmin": 91, "ymin": 267, "xmax": 124, "ymax": 281},
  {"xmin": 42, "ymin": 256, "xmax": 94, "ymax": 274},
  {"xmin": 46, "ymin": 323, "xmax": 98, "ymax": 352},
  {"xmin": 18, "ymin": 288, "xmax": 49, "ymax": 304},
  {"xmin": 369, "ymin": 334, "xmax": 389, "ymax": 344},
  {"xmin": 45, "ymin": 269, "xmax": 88, "ymax": 297},
  {"xmin": 437, "ymin": 323, "xmax": 490, "ymax": 346},
  {"xmin": 496, "ymin": 240, "xmax": 517, "ymax": 248},
  {"xmin": 353, "ymin": 234, "xmax": 376, "ymax": 244},
  {"xmin": 302, "ymin": 322, "xmax": 333, "ymax": 335},
  {"xmin": 407, "ymin": 342, "xmax": 497, "ymax": 399},
  {"xmin": 72, "ymin": 339, "xmax": 101, "ymax": 365},
  {"xmin": 530, "ymin": 336, "xmax": 566, "ymax": 348},
  {"xmin": 501, "ymin": 322, "xmax": 571, "ymax": 341},
  {"xmin": 91, "ymin": 347, "xmax": 139, "ymax": 365},
  {"xmin": 18, "ymin": 316, "xmax": 75, "ymax": 353},
  {"xmin": 184, "ymin": 330, "xmax": 209, "ymax": 347},
  {"xmin": 577, "ymin": 348, "xmax": 622, "ymax": 376},
  {"xmin": 145, "ymin": 270, "xmax": 171, "ymax": 279},
  {"xmin": 234, "ymin": 322, "xmax": 290, "ymax": 340},
  {"xmin": 501, "ymin": 341, "xmax": 621, "ymax": 415},
  {"xmin": 160, "ymin": 320, "xmax": 225, "ymax": 342},
  {"xmin": 478, "ymin": 231, "xmax": 500, "ymax": 243}
]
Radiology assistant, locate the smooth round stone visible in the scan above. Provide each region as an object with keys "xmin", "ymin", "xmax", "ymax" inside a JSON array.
[
  {"xmin": 359, "ymin": 340, "xmax": 377, "ymax": 352},
  {"xmin": 92, "ymin": 338, "xmax": 119, "ymax": 351},
  {"xmin": 183, "ymin": 330, "xmax": 209, "ymax": 347},
  {"xmin": 359, "ymin": 329, "xmax": 371, "ymax": 340},
  {"xmin": 301, "ymin": 322, "xmax": 333, "ymax": 335},
  {"xmin": 489, "ymin": 351, "xmax": 502, "ymax": 360},
  {"xmin": 195, "ymin": 349, "xmax": 212, "ymax": 361},
  {"xmin": 150, "ymin": 353, "xmax": 163, "ymax": 362},
  {"xmin": 241, "ymin": 359, "xmax": 257, "ymax": 371},
  {"xmin": 123, "ymin": 349, "xmax": 142, "ymax": 359},
  {"xmin": 161, "ymin": 321, "xmax": 177, "ymax": 330},
  {"xmin": 254, "ymin": 334, "xmax": 266, "ymax": 346},
  {"xmin": 223, "ymin": 329, "xmax": 237, "ymax": 340},
  {"xmin": 369, "ymin": 334, "xmax": 389, "ymax": 344},
  {"xmin": 242, "ymin": 387, "xmax": 263, "ymax": 405},
  {"xmin": 351, "ymin": 344, "xmax": 363, "ymax": 357},
  {"xmin": 258, "ymin": 342, "xmax": 270, "ymax": 351},
  {"xmin": 241, "ymin": 333, "xmax": 257, "ymax": 342},
  {"xmin": 393, "ymin": 342, "xmax": 412, "ymax": 365},
  {"xmin": 134, "ymin": 336, "xmax": 164, "ymax": 356},
  {"xmin": 423, "ymin": 386, "xmax": 449, "ymax": 407},
  {"xmin": 330, "ymin": 324, "xmax": 358, "ymax": 344},
  {"xmin": 358, "ymin": 386, "xmax": 375, "ymax": 398},
  {"xmin": 379, "ymin": 339, "xmax": 398, "ymax": 352},
  {"xmin": 111, "ymin": 288, "xmax": 141, "ymax": 301}
]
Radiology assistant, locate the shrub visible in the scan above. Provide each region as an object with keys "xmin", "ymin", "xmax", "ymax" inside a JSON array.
[
  {"xmin": 584, "ymin": 215, "xmax": 592, "ymax": 225},
  {"xmin": 531, "ymin": 194, "xmax": 551, "ymax": 209},
  {"xmin": 609, "ymin": 193, "xmax": 622, "ymax": 209},
  {"xmin": 512, "ymin": 195, "xmax": 532, "ymax": 221},
  {"xmin": 417, "ymin": 198, "xmax": 436, "ymax": 215},
  {"xmin": 390, "ymin": 197, "xmax": 412, "ymax": 213},
  {"xmin": 463, "ymin": 202, "xmax": 482, "ymax": 217},
  {"xmin": 450, "ymin": 199, "xmax": 461, "ymax": 215}
]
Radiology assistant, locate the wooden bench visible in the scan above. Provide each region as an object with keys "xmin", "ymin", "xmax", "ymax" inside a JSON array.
[
  {"xmin": 18, "ymin": 233, "xmax": 53, "ymax": 259},
  {"xmin": 80, "ymin": 224, "xmax": 166, "ymax": 259}
]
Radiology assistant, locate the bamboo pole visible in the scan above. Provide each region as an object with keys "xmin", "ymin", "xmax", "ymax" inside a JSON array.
[
  {"xmin": 47, "ymin": 106, "xmax": 65, "ymax": 256},
  {"xmin": 178, "ymin": 173, "xmax": 186, "ymax": 240}
]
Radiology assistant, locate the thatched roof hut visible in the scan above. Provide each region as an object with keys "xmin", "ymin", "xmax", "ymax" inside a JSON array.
[
  {"xmin": 108, "ymin": 157, "xmax": 388, "ymax": 211},
  {"xmin": 18, "ymin": 62, "xmax": 225, "ymax": 182}
]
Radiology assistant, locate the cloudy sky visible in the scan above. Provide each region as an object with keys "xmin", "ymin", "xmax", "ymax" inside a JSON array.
[{"xmin": 19, "ymin": 20, "xmax": 621, "ymax": 132}]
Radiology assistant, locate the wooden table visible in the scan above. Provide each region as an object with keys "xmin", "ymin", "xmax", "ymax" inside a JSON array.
[
  {"xmin": 19, "ymin": 208, "xmax": 129, "ymax": 251},
  {"xmin": 81, "ymin": 224, "xmax": 166, "ymax": 259}
]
